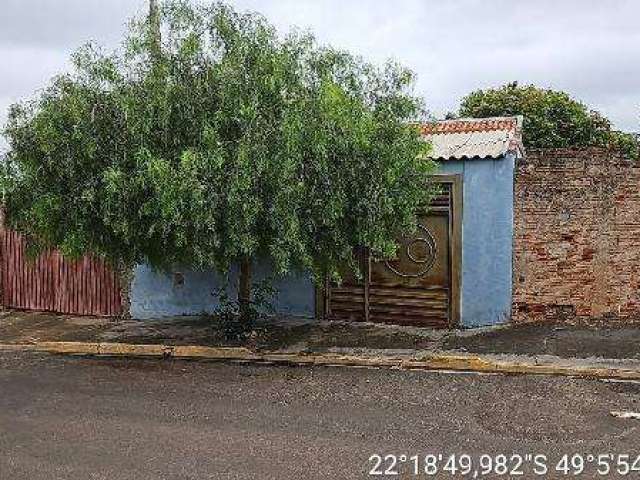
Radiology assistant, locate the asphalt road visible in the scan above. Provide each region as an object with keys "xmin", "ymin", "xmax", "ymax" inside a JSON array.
[{"xmin": 0, "ymin": 351, "xmax": 639, "ymax": 480}]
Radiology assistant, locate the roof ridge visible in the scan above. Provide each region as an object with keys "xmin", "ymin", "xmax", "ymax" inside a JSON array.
[
  {"xmin": 421, "ymin": 117, "xmax": 520, "ymax": 135},
  {"xmin": 420, "ymin": 116, "xmax": 524, "ymax": 160}
]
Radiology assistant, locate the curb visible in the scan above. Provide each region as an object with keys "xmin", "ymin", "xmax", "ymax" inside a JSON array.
[{"xmin": 2, "ymin": 341, "xmax": 640, "ymax": 380}]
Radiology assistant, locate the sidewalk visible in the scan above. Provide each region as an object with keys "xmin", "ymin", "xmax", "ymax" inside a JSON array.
[{"xmin": 1, "ymin": 310, "xmax": 640, "ymax": 379}]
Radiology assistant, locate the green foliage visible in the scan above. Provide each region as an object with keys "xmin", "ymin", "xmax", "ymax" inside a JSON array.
[
  {"xmin": 609, "ymin": 130, "xmax": 640, "ymax": 159},
  {"xmin": 459, "ymin": 82, "xmax": 639, "ymax": 158},
  {"xmin": 211, "ymin": 279, "xmax": 276, "ymax": 340},
  {"xmin": 2, "ymin": 0, "xmax": 437, "ymax": 287}
]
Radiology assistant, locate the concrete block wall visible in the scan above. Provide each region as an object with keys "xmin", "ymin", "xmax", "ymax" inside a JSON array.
[
  {"xmin": 129, "ymin": 262, "xmax": 315, "ymax": 319},
  {"xmin": 513, "ymin": 148, "xmax": 640, "ymax": 323},
  {"xmin": 438, "ymin": 155, "xmax": 515, "ymax": 327}
]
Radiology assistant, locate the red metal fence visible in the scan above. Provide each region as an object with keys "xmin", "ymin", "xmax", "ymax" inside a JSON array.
[{"xmin": 0, "ymin": 228, "xmax": 123, "ymax": 316}]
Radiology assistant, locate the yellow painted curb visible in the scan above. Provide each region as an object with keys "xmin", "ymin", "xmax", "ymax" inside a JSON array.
[
  {"xmin": 172, "ymin": 345, "xmax": 259, "ymax": 360},
  {"xmin": 0, "ymin": 343, "xmax": 37, "ymax": 352},
  {"xmin": 36, "ymin": 341, "xmax": 100, "ymax": 355},
  {"xmin": 2, "ymin": 341, "xmax": 639, "ymax": 381},
  {"xmin": 407, "ymin": 354, "xmax": 640, "ymax": 380}
]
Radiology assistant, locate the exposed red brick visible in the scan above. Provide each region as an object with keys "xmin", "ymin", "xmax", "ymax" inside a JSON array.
[{"xmin": 513, "ymin": 147, "xmax": 640, "ymax": 323}]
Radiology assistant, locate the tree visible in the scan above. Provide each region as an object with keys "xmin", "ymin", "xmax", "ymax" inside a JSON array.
[
  {"xmin": 458, "ymin": 82, "xmax": 638, "ymax": 158},
  {"xmin": 1, "ymin": 0, "xmax": 437, "ymax": 316}
]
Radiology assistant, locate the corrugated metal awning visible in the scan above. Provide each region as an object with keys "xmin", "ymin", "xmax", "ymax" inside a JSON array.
[{"xmin": 421, "ymin": 116, "xmax": 524, "ymax": 161}]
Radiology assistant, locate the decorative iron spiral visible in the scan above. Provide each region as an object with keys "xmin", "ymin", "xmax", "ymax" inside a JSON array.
[{"xmin": 384, "ymin": 224, "xmax": 438, "ymax": 278}]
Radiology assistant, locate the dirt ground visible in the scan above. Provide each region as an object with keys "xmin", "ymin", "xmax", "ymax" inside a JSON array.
[
  {"xmin": 442, "ymin": 322, "xmax": 640, "ymax": 360},
  {"xmin": 1, "ymin": 309, "xmax": 640, "ymax": 360}
]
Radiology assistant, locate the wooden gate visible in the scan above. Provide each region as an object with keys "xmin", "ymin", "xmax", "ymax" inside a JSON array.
[
  {"xmin": 323, "ymin": 175, "xmax": 462, "ymax": 328},
  {"xmin": 0, "ymin": 228, "xmax": 123, "ymax": 316}
]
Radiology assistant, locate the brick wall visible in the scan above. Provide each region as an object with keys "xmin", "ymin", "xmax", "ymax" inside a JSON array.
[{"xmin": 513, "ymin": 148, "xmax": 640, "ymax": 323}]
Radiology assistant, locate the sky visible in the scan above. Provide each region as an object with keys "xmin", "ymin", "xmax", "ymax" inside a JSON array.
[{"xmin": 1, "ymin": 0, "xmax": 639, "ymax": 151}]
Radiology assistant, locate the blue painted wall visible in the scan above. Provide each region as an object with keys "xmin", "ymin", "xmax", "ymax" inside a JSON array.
[
  {"xmin": 130, "ymin": 155, "xmax": 515, "ymax": 326},
  {"xmin": 438, "ymin": 154, "xmax": 515, "ymax": 326},
  {"xmin": 129, "ymin": 262, "xmax": 315, "ymax": 319}
]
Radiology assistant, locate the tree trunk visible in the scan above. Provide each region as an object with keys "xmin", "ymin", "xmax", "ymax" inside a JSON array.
[
  {"xmin": 148, "ymin": 0, "xmax": 162, "ymax": 65},
  {"xmin": 238, "ymin": 256, "xmax": 252, "ymax": 318}
]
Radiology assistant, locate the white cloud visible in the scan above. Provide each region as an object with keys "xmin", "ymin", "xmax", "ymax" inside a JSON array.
[{"xmin": 231, "ymin": 0, "xmax": 639, "ymax": 130}]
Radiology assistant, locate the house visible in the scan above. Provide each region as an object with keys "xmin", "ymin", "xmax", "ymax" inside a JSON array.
[{"xmin": 126, "ymin": 116, "xmax": 524, "ymax": 328}]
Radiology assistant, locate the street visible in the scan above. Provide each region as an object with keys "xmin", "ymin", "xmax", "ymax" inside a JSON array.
[{"xmin": 0, "ymin": 351, "xmax": 638, "ymax": 479}]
